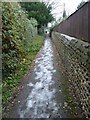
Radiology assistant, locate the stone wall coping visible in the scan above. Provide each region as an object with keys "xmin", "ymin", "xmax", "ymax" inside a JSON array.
[{"xmin": 54, "ymin": 32, "xmax": 90, "ymax": 49}]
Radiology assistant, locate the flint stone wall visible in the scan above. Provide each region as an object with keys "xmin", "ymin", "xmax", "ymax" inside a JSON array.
[{"xmin": 52, "ymin": 32, "xmax": 90, "ymax": 119}]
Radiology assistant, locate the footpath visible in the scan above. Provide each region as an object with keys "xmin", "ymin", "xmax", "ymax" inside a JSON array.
[{"xmin": 7, "ymin": 36, "xmax": 68, "ymax": 118}]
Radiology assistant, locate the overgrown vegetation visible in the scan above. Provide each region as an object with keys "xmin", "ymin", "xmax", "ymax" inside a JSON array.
[
  {"xmin": 2, "ymin": 2, "xmax": 44, "ymax": 108},
  {"xmin": 3, "ymin": 35, "xmax": 44, "ymax": 107},
  {"xmin": 2, "ymin": 2, "xmax": 37, "ymax": 78},
  {"xmin": 20, "ymin": 2, "xmax": 54, "ymax": 34}
]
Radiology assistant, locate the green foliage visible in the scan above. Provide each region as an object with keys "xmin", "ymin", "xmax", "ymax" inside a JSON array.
[
  {"xmin": 3, "ymin": 35, "xmax": 44, "ymax": 109},
  {"xmin": 20, "ymin": 2, "xmax": 54, "ymax": 29},
  {"xmin": 2, "ymin": 2, "xmax": 37, "ymax": 78},
  {"xmin": 2, "ymin": 2, "xmax": 44, "ymax": 112}
]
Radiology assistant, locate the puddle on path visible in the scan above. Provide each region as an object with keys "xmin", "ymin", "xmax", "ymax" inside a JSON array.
[{"xmin": 18, "ymin": 37, "xmax": 63, "ymax": 118}]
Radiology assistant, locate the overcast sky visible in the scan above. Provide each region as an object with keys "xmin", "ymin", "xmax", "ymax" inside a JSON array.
[
  {"xmin": 3, "ymin": 0, "xmax": 88, "ymax": 21},
  {"xmin": 44, "ymin": 0, "xmax": 87, "ymax": 21}
]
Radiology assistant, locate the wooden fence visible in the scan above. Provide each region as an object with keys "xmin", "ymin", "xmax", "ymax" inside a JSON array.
[{"xmin": 54, "ymin": 2, "xmax": 90, "ymax": 43}]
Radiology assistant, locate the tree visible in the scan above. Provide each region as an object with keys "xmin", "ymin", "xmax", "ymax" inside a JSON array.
[
  {"xmin": 77, "ymin": 0, "xmax": 85, "ymax": 9},
  {"xmin": 62, "ymin": 3, "xmax": 67, "ymax": 20},
  {"xmin": 63, "ymin": 9, "xmax": 67, "ymax": 19},
  {"xmin": 20, "ymin": 2, "xmax": 54, "ymax": 33}
]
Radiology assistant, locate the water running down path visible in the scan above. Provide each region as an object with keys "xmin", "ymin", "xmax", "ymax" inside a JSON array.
[{"xmin": 8, "ymin": 36, "xmax": 67, "ymax": 118}]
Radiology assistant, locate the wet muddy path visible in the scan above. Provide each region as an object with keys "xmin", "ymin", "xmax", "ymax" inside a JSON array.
[{"xmin": 8, "ymin": 36, "xmax": 67, "ymax": 118}]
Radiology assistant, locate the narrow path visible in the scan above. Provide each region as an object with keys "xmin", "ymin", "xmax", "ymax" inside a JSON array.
[{"xmin": 8, "ymin": 36, "xmax": 67, "ymax": 118}]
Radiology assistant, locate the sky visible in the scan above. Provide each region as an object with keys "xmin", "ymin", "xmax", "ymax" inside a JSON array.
[
  {"xmin": 44, "ymin": 0, "xmax": 88, "ymax": 21},
  {"xmin": 3, "ymin": 0, "xmax": 88, "ymax": 21}
]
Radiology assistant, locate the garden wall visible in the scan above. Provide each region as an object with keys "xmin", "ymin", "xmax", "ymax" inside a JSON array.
[{"xmin": 52, "ymin": 32, "xmax": 90, "ymax": 119}]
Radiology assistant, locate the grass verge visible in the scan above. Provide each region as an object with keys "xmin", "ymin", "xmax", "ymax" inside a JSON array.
[{"xmin": 2, "ymin": 35, "xmax": 44, "ymax": 110}]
